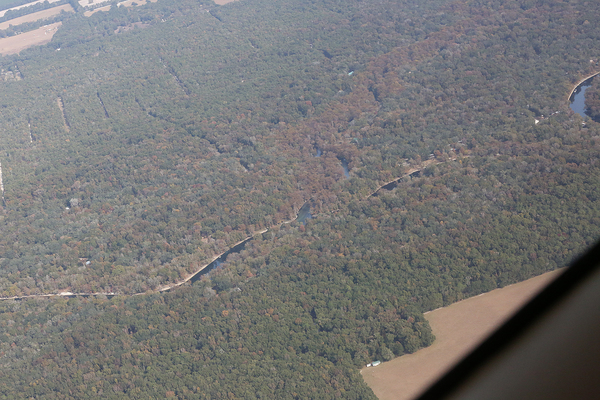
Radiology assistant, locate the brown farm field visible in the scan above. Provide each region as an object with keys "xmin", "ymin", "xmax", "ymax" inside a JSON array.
[
  {"xmin": 0, "ymin": 0, "xmax": 62, "ymax": 18},
  {"xmin": 84, "ymin": 0, "xmax": 157, "ymax": 17},
  {"xmin": 117, "ymin": 0, "xmax": 157, "ymax": 8},
  {"xmin": 0, "ymin": 21, "xmax": 60, "ymax": 54},
  {"xmin": 83, "ymin": 5, "xmax": 109, "ymax": 16},
  {"xmin": 78, "ymin": 0, "xmax": 111, "ymax": 8},
  {"xmin": 0, "ymin": 4, "xmax": 73, "ymax": 30},
  {"xmin": 361, "ymin": 269, "xmax": 563, "ymax": 400}
]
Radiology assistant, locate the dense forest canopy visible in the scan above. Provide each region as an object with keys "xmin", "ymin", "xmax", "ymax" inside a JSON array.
[
  {"xmin": 0, "ymin": 0, "xmax": 599, "ymax": 397},
  {"xmin": 584, "ymin": 77, "xmax": 600, "ymax": 121}
]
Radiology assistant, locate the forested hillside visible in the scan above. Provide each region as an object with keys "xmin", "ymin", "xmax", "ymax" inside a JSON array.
[{"xmin": 0, "ymin": 0, "xmax": 599, "ymax": 397}]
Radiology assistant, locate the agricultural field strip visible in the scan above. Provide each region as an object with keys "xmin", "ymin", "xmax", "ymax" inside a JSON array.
[
  {"xmin": 78, "ymin": 0, "xmax": 110, "ymax": 8},
  {"xmin": 117, "ymin": 0, "xmax": 156, "ymax": 8},
  {"xmin": 0, "ymin": 0, "xmax": 61, "ymax": 18},
  {"xmin": 0, "ymin": 21, "xmax": 60, "ymax": 54},
  {"xmin": 83, "ymin": 0, "xmax": 156, "ymax": 16},
  {"xmin": 83, "ymin": 5, "xmax": 108, "ymax": 16},
  {"xmin": 361, "ymin": 270, "xmax": 563, "ymax": 400},
  {"xmin": 0, "ymin": 3, "xmax": 72, "ymax": 30}
]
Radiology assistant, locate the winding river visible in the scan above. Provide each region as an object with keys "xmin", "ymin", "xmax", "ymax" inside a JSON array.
[
  {"xmin": 569, "ymin": 72, "xmax": 600, "ymax": 119},
  {"xmin": 1, "ymin": 74, "xmax": 597, "ymax": 301}
]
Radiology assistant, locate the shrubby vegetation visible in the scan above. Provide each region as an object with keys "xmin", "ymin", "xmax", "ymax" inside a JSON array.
[{"xmin": 0, "ymin": 0, "xmax": 599, "ymax": 397}]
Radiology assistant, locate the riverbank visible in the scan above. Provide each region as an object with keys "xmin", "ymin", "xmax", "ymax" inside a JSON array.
[
  {"xmin": 361, "ymin": 269, "xmax": 563, "ymax": 400},
  {"xmin": 156, "ymin": 229, "xmax": 268, "ymax": 292},
  {"xmin": 0, "ymin": 71, "xmax": 586, "ymax": 302},
  {"xmin": 0, "ymin": 203, "xmax": 307, "ymax": 301},
  {"xmin": 365, "ymin": 155, "xmax": 466, "ymax": 199},
  {"xmin": 567, "ymin": 71, "xmax": 600, "ymax": 101}
]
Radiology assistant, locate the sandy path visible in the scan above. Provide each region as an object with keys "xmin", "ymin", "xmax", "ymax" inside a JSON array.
[{"xmin": 361, "ymin": 269, "xmax": 563, "ymax": 400}]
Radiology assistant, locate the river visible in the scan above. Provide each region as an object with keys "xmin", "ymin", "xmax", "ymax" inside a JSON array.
[
  {"xmin": 569, "ymin": 74, "xmax": 600, "ymax": 121},
  {"xmin": 341, "ymin": 158, "xmax": 350, "ymax": 178},
  {"xmin": 190, "ymin": 237, "xmax": 253, "ymax": 284},
  {"xmin": 570, "ymin": 79, "xmax": 592, "ymax": 118},
  {"xmin": 0, "ymin": 75, "xmax": 590, "ymax": 301},
  {"xmin": 314, "ymin": 146, "xmax": 350, "ymax": 178},
  {"xmin": 296, "ymin": 203, "xmax": 313, "ymax": 224},
  {"xmin": 168, "ymin": 74, "xmax": 597, "ymax": 289}
]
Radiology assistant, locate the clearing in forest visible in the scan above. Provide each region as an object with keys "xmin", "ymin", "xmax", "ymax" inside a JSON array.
[
  {"xmin": 0, "ymin": 4, "xmax": 73, "ymax": 30},
  {"xmin": 361, "ymin": 269, "xmax": 563, "ymax": 400},
  {"xmin": 0, "ymin": 21, "xmax": 60, "ymax": 54}
]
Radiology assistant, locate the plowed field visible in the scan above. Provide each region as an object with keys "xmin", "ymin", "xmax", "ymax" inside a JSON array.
[
  {"xmin": 0, "ymin": 4, "xmax": 73, "ymax": 30},
  {"xmin": 0, "ymin": 22, "xmax": 60, "ymax": 54},
  {"xmin": 361, "ymin": 269, "xmax": 563, "ymax": 400}
]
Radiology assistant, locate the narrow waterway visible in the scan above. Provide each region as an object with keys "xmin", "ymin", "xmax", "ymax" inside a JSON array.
[
  {"xmin": 2, "ymin": 74, "xmax": 592, "ymax": 302},
  {"xmin": 569, "ymin": 73, "xmax": 600, "ymax": 121},
  {"xmin": 341, "ymin": 158, "xmax": 350, "ymax": 178},
  {"xmin": 570, "ymin": 80, "xmax": 592, "ymax": 118},
  {"xmin": 314, "ymin": 146, "xmax": 349, "ymax": 178},
  {"xmin": 190, "ymin": 237, "xmax": 253, "ymax": 284},
  {"xmin": 296, "ymin": 203, "xmax": 312, "ymax": 224}
]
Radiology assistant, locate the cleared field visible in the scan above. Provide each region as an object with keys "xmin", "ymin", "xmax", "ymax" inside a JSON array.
[
  {"xmin": 0, "ymin": 4, "xmax": 73, "ymax": 30},
  {"xmin": 84, "ymin": 0, "xmax": 156, "ymax": 16},
  {"xmin": 83, "ymin": 5, "xmax": 109, "ymax": 16},
  {"xmin": 361, "ymin": 269, "xmax": 563, "ymax": 400},
  {"xmin": 0, "ymin": 0, "xmax": 61, "ymax": 18},
  {"xmin": 214, "ymin": 0, "xmax": 238, "ymax": 4},
  {"xmin": 78, "ymin": 0, "xmax": 110, "ymax": 8},
  {"xmin": 117, "ymin": 0, "xmax": 157, "ymax": 7},
  {"xmin": 0, "ymin": 21, "xmax": 60, "ymax": 54}
]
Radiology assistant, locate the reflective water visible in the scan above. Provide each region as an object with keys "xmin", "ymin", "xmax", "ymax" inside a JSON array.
[
  {"xmin": 341, "ymin": 158, "xmax": 350, "ymax": 178},
  {"xmin": 570, "ymin": 83, "xmax": 591, "ymax": 118},
  {"xmin": 190, "ymin": 238, "xmax": 251, "ymax": 283},
  {"xmin": 297, "ymin": 203, "xmax": 312, "ymax": 224}
]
